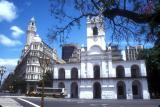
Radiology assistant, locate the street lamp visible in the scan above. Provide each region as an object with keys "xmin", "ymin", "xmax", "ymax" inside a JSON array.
[
  {"xmin": 39, "ymin": 55, "xmax": 50, "ymax": 107},
  {"xmin": 0, "ymin": 66, "xmax": 6, "ymax": 88}
]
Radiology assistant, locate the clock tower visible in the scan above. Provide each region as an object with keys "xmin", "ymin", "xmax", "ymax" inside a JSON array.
[
  {"xmin": 26, "ymin": 17, "xmax": 37, "ymax": 46},
  {"xmin": 86, "ymin": 15, "xmax": 106, "ymax": 51}
]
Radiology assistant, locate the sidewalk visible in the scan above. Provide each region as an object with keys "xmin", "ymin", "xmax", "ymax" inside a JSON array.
[{"xmin": 0, "ymin": 97, "xmax": 22, "ymax": 107}]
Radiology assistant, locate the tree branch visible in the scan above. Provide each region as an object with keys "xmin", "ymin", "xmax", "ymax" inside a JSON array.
[{"xmin": 103, "ymin": 8, "xmax": 160, "ymax": 24}]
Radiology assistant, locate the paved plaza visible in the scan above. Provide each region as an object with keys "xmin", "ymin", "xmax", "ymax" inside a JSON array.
[{"xmin": 0, "ymin": 95, "xmax": 160, "ymax": 107}]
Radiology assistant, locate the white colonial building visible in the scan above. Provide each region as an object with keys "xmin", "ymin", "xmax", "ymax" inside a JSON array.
[
  {"xmin": 14, "ymin": 16, "xmax": 150, "ymax": 99},
  {"xmin": 52, "ymin": 16, "xmax": 150, "ymax": 99}
]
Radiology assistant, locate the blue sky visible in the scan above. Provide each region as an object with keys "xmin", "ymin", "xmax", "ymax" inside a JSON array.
[
  {"xmin": 0, "ymin": 0, "xmax": 87, "ymax": 78},
  {"xmin": 0, "ymin": 0, "xmax": 54, "ymax": 77},
  {"xmin": 0, "ymin": 0, "xmax": 153, "ymax": 79}
]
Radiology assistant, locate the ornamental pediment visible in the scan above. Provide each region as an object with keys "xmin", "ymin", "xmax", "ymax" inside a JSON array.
[{"xmin": 88, "ymin": 45, "xmax": 104, "ymax": 55}]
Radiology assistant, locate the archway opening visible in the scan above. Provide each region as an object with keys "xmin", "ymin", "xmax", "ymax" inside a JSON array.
[
  {"xmin": 116, "ymin": 65, "xmax": 125, "ymax": 78},
  {"xmin": 93, "ymin": 82, "xmax": 101, "ymax": 99},
  {"xmin": 117, "ymin": 81, "xmax": 126, "ymax": 99},
  {"xmin": 71, "ymin": 82, "xmax": 78, "ymax": 98},
  {"xmin": 58, "ymin": 68, "xmax": 65, "ymax": 79},
  {"xmin": 131, "ymin": 65, "xmax": 140, "ymax": 78},
  {"xmin": 71, "ymin": 68, "xmax": 78, "ymax": 79},
  {"xmin": 94, "ymin": 65, "xmax": 100, "ymax": 79},
  {"xmin": 132, "ymin": 80, "xmax": 142, "ymax": 99}
]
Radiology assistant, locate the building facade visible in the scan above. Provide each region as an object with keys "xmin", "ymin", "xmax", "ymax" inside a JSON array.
[
  {"xmin": 125, "ymin": 45, "xmax": 144, "ymax": 61},
  {"xmin": 62, "ymin": 44, "xmax": 81, "ymax": 63},
  {"xmin": 14, "ymin": 16, "xmax": 150, "ymax": 99},
  {"xmin": 52, "ymin": 16, "xmax": 150, "ymax": 99},
  {"xmin": 14, "ymin": 17, "xmax": 57, "ymax": 93}
]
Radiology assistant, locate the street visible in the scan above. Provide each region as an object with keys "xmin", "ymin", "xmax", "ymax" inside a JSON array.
[
  {"xmin": 0, "ymin": 92, "xmax": 160, "ymax": 107},
  {"xmin": 13, "ymin": 97, "xmax": 160, "ymax": 107}
]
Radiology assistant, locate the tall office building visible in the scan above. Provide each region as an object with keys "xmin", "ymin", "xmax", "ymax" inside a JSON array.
[{"xmin": 125, "ymin": 45, "xmax": 144, "ymax": 61}]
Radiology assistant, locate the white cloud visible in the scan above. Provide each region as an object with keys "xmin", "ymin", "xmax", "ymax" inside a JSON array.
[
  {"xmin": 0, "ymin": 58, "xmax": 18, "ymax": 80},
  {"xmin": 0, "ymin": 0, "xmax": 17, "ymax": 22},
  {"xmin": 0, "ymin": 58, "xmax": 18, "ymax": 66},
  {"xmin": 10, "ymin": 26, "xmax": 24, "ymax": 38},
  {"xmin": 0, "ymin": 34, "xmax": 22, "ymax": 47}
]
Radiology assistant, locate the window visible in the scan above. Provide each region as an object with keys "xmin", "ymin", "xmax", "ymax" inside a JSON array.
[
  {"xmin": 58, "ymin": 68, "xmax": 65, "ymax": 79},
  {"xmin": 131, "ymin": 65, "xmax": 140, "ymax": 77},
  {"xmin": 38, "ymin": 68, "xmax": 40, "ymax": 73},
  {"xmin": 31, "ymin": 74, "xmax": 33, "ymax": 79},
  {"xmin": 27, "ymin": 60, "xmax": 30, "ymax": 64},
  {"xmin": 94, "ymin": 65, "xmax": 100, "ymax": 79},
  {"xmin": 33, "ymin": 44, "xmax": 38, "ymax": 49},
  {"xmin": 33, "ymin": 52, "xmax": 36, "ymax": 56},
  {"xmin": 116, "ymin": 65, "xmax": 125, "ymax": 78},
  {"xmin": 40, "ymin": 44, "xmax": 42, "ymax": 48},
  {"xmin": 32, "ymin": 66, "xmax": 34, "ymax": 71},
  {"xmin": 93, "ymin": 26, "xmax": 98, "ymax": 35},
  {"xmin": 71, "ymin": 68, "xmax": 78, "ymax": 79}
]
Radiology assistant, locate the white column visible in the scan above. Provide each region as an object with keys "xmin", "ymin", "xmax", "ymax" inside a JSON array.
[
  {"xmin": 65, "ymin": 69, "xmax": 70, "ymax": 79},
  {"xmin": 107, "ymin": 51, "xmax": 113, "ymax": 77},
  {"xmin": 126, "ymin": 80, "xmax": 133, "ymax": 99},
  {"xmin": 142, "ymin": 79, "xmax": 150, "ymax": 99},
  {"xmin": 80, "ymin": 62, "xmax": 86, "ymax": 78},
  {"xmin": 108, "ymin": 60, "xmax": 113, "ymax": 77},
  {"xmin": 87, "ymin": 63, "xmax": 93, "ymax": 78},
  {"xmin": 79, "ymin": 80, "xmax": 93, "ymax": 99},
  {"xmin": 54, "ymin": 67, "xmax": 58, "ymax": 79},
  {"xmin": 125, "ymin": 67, "xmax": 131, "ymax": 77},
  {"xmin": 101, "ymin": 61, "xmax": 108, "ymax": 78},
  {"xmin": 140, "ymin": 60, "xmax": 147, "ymax": 76}
]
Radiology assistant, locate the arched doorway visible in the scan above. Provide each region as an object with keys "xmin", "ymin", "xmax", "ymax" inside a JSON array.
[
  {"xmin": 132, "ymin": 80, "xmax": 142, "ymax": 99},
  {"xmin": 58, "ymin": 68, "xmax": 65, "ymax": 79},
  {"xmin": 71, "ymin": 82, "xmax": 78, "ymax": 98},
  {"xmin": 71, "ymin": 68, "xmax": 78, "ymax": 79},
  {"xmin": 58, "ymin": 82, "xmax": 65, "ymax": 88},
  {"xmin": 117, "ymin": 81, "xmax": 126, "ymax": 99},
  {"xmin": 94, "ymin": 65, "xmax": 100, "ymax": 79},
  {"xmin": 93, "ymin": 82, "xmax": 101, "ymax": 99},
  {"xmin": 131, "ymin": 65, "xmax": 140, "ymax": 78}
]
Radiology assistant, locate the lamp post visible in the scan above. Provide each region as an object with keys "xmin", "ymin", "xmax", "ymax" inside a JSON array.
[
  {"xmin": 39, "ymin": 55, "xmax": 50, "ymax": 107},
  {"xmin": 0, "ymin": 66, "xmax": 6, "ymax": 88}
]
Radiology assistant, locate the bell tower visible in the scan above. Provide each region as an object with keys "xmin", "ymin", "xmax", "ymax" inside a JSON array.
[
  {"xmin": 86, "ymin": 15, "xmax": 106, "ymax": 51},
  {"xmin": 26, "ymin": 17, "xmax": 37, "ymax": 46}
]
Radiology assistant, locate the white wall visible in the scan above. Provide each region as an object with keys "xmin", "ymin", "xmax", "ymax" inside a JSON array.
[
  {"xmin": 112, "ymin": 60, "xmax": 147, "ymax": 78},
  {"xmin": 52, "ymin": 58, "xmax": 150, "ymax": 99},
  {"xmin": 53, "ymin": 63, "xmax": 80, "ymax": 79}
]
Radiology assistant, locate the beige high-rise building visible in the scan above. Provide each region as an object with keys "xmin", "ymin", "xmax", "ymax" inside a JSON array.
[{"xmin": 14, "ymin": 17, "xmax": 57, "ymax": 93}]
